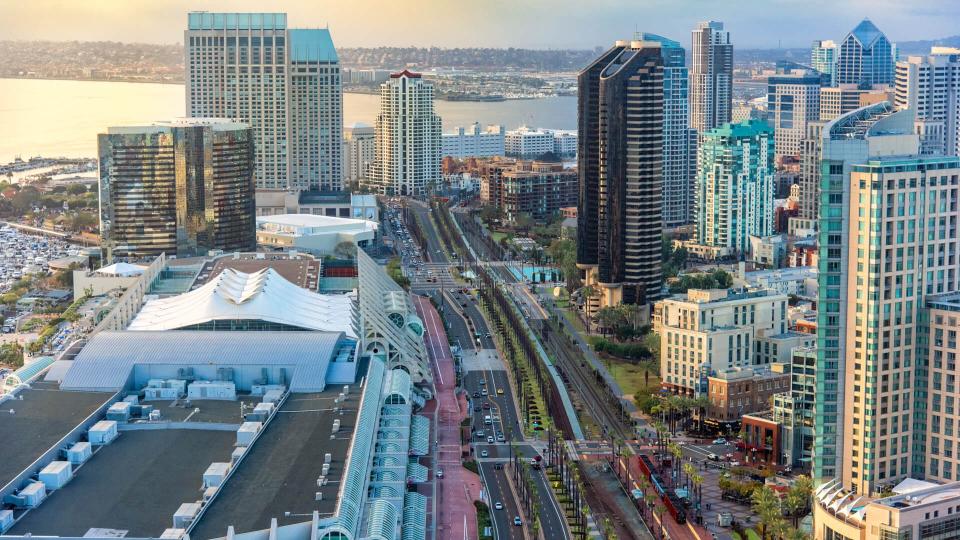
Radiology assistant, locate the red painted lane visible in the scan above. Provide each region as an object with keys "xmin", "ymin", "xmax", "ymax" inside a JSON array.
[{"xmin": 414, "ymin": 295, "xmax": 481, "ymax": 540}]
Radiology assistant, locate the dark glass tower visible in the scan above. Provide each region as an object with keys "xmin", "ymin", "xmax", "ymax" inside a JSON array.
[
  {"xmin": 98, "ymin": 119, "xmax": 256, "ymax": 261},
  {"xmin": 577, "ymin": 41, "xmax": 664, "ymax": 312}
]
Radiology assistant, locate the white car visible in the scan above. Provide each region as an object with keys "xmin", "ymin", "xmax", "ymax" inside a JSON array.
[{"xmin": 494, "ymin": 502, "xmax": 504, "ymax": 510}]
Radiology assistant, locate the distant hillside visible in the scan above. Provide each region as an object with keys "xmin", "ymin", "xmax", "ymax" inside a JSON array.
[{"xmin": 897, "ymin": 36, "xmax": 960, "ymax": 55}]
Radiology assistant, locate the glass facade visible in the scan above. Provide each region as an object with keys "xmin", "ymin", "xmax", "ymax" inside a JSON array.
[{"xmin": 98, "ymin": 121, "xmax": 256, "ymax": 261}]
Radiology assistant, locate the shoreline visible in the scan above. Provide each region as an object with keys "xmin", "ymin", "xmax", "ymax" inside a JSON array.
[{"xmin": 0, "ymin": 76, "xmax": 568, "ymax": 101}]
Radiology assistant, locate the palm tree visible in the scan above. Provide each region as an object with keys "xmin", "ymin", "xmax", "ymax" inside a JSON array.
[
  {"xmin": 768, "ymin": 518, "xmax": 790, "ymax": 540},
  {"xmin": 752, "ymin": 485, "xmax": 781, "ymax": 540},
  {"xmin": 654, "ymin": 502, "xmax": 667, "ymax": 540},
  {"xmin": 690, "ymin": 472, "xmax": 704, "ymax": 510},
  {"xmin": 783, "ymin": 526, "xmax": 809, "ymax": 540},
  {"xmin": 668, "ymin": 442, "xmax": 683, "ymax": 485},
  {"xmin": 692, "ymin": 395, "xmax": 711, "ymax": 434},
  {"xmin": 683, "ymin": 462, "xmax": 697, "ymax": 491},
  {"xmin": 784, "ymin": 475, "xmax": 814, "ymax": 526},
  {"xmin": 644, "ymin": 491, "xmax": 658, "ymax": 521}
]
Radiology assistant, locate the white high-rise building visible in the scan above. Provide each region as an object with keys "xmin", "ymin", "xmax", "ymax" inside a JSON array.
[
  {"xmin": 441, "ymin": 123, "xmax": 505, "ymax": 158},
  {"xmin": 370, "ymin": 70, "xmax": 442, "ymax": 196},
  {"xmin": 895, "ymin": 49, "xmax": 960, "ymax": 156},
  {"xmin": 811, "ymin": 40, "xmax": 839, "ymax": 86},
  {"xmin": 690, "ymin": 21, "xmax": 733, "ymax": 134},
  {"xmin": 767, "ymin": 71, "xmax": 822, "ymax": 161},
  {"xmin": 343, "ymin": 123, "xmax": 376, "ymax": 186},
  {"xmin": 185, "ymin": 12, "xmax": 343, "ymax": 192}
]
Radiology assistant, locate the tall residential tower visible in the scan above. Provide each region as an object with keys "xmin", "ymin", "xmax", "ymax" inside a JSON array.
[
  {"xmin": 812, "ymin": 40, "xmax": 839, "ymax": 87},
  {"xmin": 185, "ymin": 12, "xmax": 343, "ymax": 192},
  {"xmin": 690, "ymin": 21, "xmax": 733, "ymax": 134},
  {"xmin": 577, "ymin": 40, "xmax": 664, "ymax": 317},
  {"xmin": 369, "ymin": 70, "xmax": 442, "ymax": 196}
]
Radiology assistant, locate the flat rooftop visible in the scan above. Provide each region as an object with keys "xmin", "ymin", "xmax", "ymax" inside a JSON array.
[
  {"xmin": 191, "ymin": 386, "xmax": 361, "ymax": 539},
  {"xmin": 8, "ymin": 428, "xmax": 236, "ymax": 537},
  {"xmin": 0, "ymin": 382, "xmax": 112, "ymax": 490},
  {"xmin": 133, "ymin": 396, "xmax": 261, "ymax": 425}
]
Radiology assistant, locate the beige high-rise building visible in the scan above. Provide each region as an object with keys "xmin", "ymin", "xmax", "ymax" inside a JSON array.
[
  {"xmin": 689, "ymin": 21, "xmax": 733, "ymax": 134},
  {"xmin": 343, "ymin": 123, "xmax": 375, "ymax": 187},
  {"xmin": 926, "ymin": 293, "xmax": 960, "ymax": 484},
  {"xmin": 369, "ymin": 70, "xmax": 442, "ymax": 196},
  {"xmin": 820, "ymin": 85, "xmax": 868, "ymax": 121},
  {"xmin": 841, "ymin": 155, "xmax": 960, "ymax": 495},
  {"xmin": 895, "ymin": 50, "xmax": 960, "ymax": 157}
]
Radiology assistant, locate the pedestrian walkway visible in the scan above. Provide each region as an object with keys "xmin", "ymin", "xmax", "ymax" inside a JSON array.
[{"xmin": 413, "ymin": 294, "xmax": 481, "ymax": 540}]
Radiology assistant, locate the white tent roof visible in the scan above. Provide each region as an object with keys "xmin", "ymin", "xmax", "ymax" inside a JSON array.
[
  {"xmin": 128, "ymin": 267, "xmax": 357, "ymax": 338},
  {"xmin": 892, "ymin": 478, "xmax": 939, "ymax": 495},
  {"xmin": 96, "ymin": 262, "xmax": 146, "ymax": 277}
]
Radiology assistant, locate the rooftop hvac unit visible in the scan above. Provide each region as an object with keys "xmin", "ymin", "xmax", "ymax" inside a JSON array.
[
  {"xmin": 324, "ymin": 453, "xmax": 332, "ymax": 465},
  {"xmin": 337, "ymin": 392, "xmax": 345, "ymax": 403},
  {"xmin": 315, "ymin": 492, "xmax": 323, "ymax": 501},
  {"xmin": 321, "ymin": 463, "xmax": 330, "ymax": 476},
  {"xmin": 202, "ymin": 486, "xmax": 217, "ymax": 503},
  {"xmin": 231, "ymin": 447, "xmax": 244, "ymax": 464},
  {"xmin": 0, "ymin": 509, "xmax": 13, "ymax": 534},
  {"xmin": 66, "ymin": 442, "xmax": 92, "ymax": 465},
  {"xmin": 107, "ymin": 401, "xmax": 132, "ymax": 422},
  {"xmin": 159, "ymin": 528, "xmax": 187, "ymax": 540},
  {"xmin": 39, "ymin": 461, "xmax": 72, "ymax": 490},
  {"xmin": 20, "ymin": 482, "xmax": 46, "ymax": 508},
  {"xmin": 262, "ymin": 389, "xmax": 284, "ymax": 404},
  {"xmin": 172, "ymin": 502, "xmax": 201, "ymax": 528},
  {"xmin": 203, "ymin": 462, "xmax": 230, "ymax": 489},
  {"xmin": 343, "ymin": 385, "xmax": 349, "ymax": 396},
  {"xmin": 88, "ymin": 420, "xmax": 118, "ymax": 445},
  {"xmin": 332, "ymin": 419, "xmax": 341, "ymax": 433},
  {"xmin": 123, "ymin": 395, "xmax": 140, "ymax": 405},
  {"xmin": 178, "ymin": 367, "xmax": 195, "ymax": 380},
  {"xmin": 149, "ymin": 409, "xmax": 162, "ymax": 421},
  {"xmin": 237, "ymin": 421, "xmax": 262, "ymax": 446}
]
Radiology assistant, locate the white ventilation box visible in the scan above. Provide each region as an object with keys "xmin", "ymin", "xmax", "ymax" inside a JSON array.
[
  {"xmin": 254, "ymin": 402, "xmax": 274, "ymax": 415},
  {"xmin": 21, "ymin": 481, "xmax": 46, "ymax": 508},
  {"xmin": 236, "ymin": 421, "xmax": 262, "ymax": 446},
  {"xmin": 67, "ymin": 442, "xmax": 92, "ymax": 465},
  {"xmin": 160, "ymin": 529, "xmax": 186, "ymax": 540},
  {"xmin": 262, "ymin": 389, "xmax": 284, "ymax": 404},
  {"xmin": 251, "ymin": 384, "xmax": 286, "ymax": 396},
  {"xmin": 39, "ymin": 461, "xmax": 72, "ymax": 490},
  {"xmin": 230, "ymin": 447, "xmax": 245, "ymax": 464},
  {"xmin": 123, "ymin": 395, "xmax": 140, "ymax": 405},
  {"xmin": 0, "ymin": 509, "xmax": 13, "ymax": 533},
  {"xmin": 88, "ymin": 420, "xmax": 118, "ymax": 445},
  {"xmin": 202, "ymin": 486, "xmax": 217, "ymax": 503},
  {"xmin": 106, "ymin": 401, "xmax": 132, "ymax": 421},
  {"xmin": 144, "ymin": 386, "xmax": 179, "ymax": 401},
  {"xmin": 188, "ymin": 381, "xmax": 236, "ymax": 401},
  {"xmin": 172, "ymin": 502, "xmax": 201, "ymax": 528},
  {"xmin": 203, "ymin": 462, "xmax": 230, "ymax": 488}
]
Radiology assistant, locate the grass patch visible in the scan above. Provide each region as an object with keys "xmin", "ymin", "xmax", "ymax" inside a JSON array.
[
  {"xmin": 475, "ymin": 501, "xmax": 493, "ymax": 538},
  {"xmin": 730, "ymin": 533, "xmax": 743, "ymax": 540},
  {"xmin": 605, "ymin": 359, "xmax": 660, "ymax": 400},
  {"xmin": 745, "ymin": 529, "xmax": 762, "ymax": 540},
  {"xmin": 491, "ymin": 231, "xmax": 508, "ymax": 244},
  {"xmin": 561, "ymin": 307, "xmax": 589, "ymax": 335},
  {"xmin": 463, "ymin": 459, "xmax": 479, "ymax": 474}
]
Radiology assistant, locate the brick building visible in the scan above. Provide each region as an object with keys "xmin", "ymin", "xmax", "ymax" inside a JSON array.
[{"xmin": 475, "ymin": 158, "xmax": 576, "ymax": 222}]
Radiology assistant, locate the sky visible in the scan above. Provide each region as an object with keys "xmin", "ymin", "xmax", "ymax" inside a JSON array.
[{"xmin": 1, "ymin": 0, "xmax": 958, "ymax": 49}]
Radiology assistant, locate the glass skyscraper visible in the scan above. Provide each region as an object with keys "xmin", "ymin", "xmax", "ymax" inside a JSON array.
[
  {"xmin": 637, "ymin": 33, "xmax": 698, "ymax": 228},
  {"xmin": 836, "ymin": 19, "xmax": 895, "ymax": 88},
  {"xmin": 97, "ymin": 119, "xmax": 257, "ymax": 262},
  {"xmin": 811, "ymin": 40, "xmax": 839, "ymax": 87}
]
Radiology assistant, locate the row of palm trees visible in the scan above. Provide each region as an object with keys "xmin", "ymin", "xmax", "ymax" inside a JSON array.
[{"xmin": 650, "ymin": 394, "xmax": 712, "ymax": 435}]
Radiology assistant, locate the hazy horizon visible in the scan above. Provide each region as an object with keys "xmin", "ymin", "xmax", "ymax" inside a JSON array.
[{"xmin": 1, "ymin": 0, "xmax": 958, "ymax": 50}]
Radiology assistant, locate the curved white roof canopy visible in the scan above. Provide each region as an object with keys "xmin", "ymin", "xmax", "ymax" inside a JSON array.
[{"xmin": 128, "ymin": 267, "xmax": 357, "ymax": 338}]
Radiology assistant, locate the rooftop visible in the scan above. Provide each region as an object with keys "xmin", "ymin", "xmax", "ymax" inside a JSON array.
[
  {"xmin": 256, "ymin": 214, "xmax": 378, "ymax": 236},
  {"xmin": 106, "ymin": 118, "xmax": 249, "ymax": 135},
  {"xmin": 191, "ymin": 385, "xmax": 362, "ymax": 538},
  {"xmin": 194, "ymin": 253, "xmax": 322, "ymax": 291},
  {"xmin": 9, "ymin": 429, "xmax": 236, "ymax": 537},
  {"xmin": 0, "ymin": 382, "xmax": 112, "ymax": 491},
  {"xmin": 128, "ymin": 267, "xmax": 355, "ymax": 336},
  {"xmin": 188, "ymin": 12, "xmax": 287, "ymax": 31},
  {"xmin": 288, "ymin": 28, "xmax": 338, "ymax": 63}
]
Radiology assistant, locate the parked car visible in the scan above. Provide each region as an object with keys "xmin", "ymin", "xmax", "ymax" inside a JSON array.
[{"xmin": 713, "ymin": 438, "xmax": 728, "ymax": 445}]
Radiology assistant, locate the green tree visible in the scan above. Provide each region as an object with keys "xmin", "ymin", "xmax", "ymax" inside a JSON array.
[
  {"xmin": 333, "ymin": 241, "xmax": 358, "ymax": 259},
  {"xmin": 752, "ymin": 485, "xmax": 782, "ymax": 540},
  {"xmin": 784, "ymin": 475, "xmax": 814, "ymax": 526}
]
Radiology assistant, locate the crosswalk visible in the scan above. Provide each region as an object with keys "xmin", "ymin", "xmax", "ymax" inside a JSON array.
[{"xmin": 408, "ymin": 262, "xmax": 460, "ymax": 290}]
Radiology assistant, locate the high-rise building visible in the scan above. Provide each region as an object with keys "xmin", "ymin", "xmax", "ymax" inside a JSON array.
[
  {"xmin": 441, "ymin": 123, "xmax": 505, "ymax": 158},
  {"xmin": 836, "ymin": 18, "xmax": 895, "ymax": 88},
  {"xmin": 819, "ymin": 85, "xmax": 869, "ymax": 121},
  {"xmin": 767, "ymin": 72, "xmax": 822, "ymax": 161},
  {"xmin": 97, "ymin": 119, "xmax": 256, "ymax": 262},
  {"xmin": 895, "ymin": 50, "xmax": 960, "ymax": 156},
  {"xmin": 343, "ymin": 123, "xmax": 376, "ymax": 186},
  {"xmin": 840, "ymin": 155, "xmax": 960, "ymax": 494},
  {"xmin": 638, "ymin": 33, "xmax": 698, "ymax": 228},
  {"xmin": 925, "ymin": 293, "xmax": 960, "ymax": 484},
  {"xmin": 797, "ymin": 121, "xmax": 825, "ymax": 225},
  {"xmin": 812, "ymin": 40, "xmax": 839, "ymax": 86},
  {"xmin": 577, "ymin": 40, "xmax": 664, "ymax": 317},
  {"xmin": 812, "ymin": 102, "xmax": 917, "ymax": 483},
  {"xmin": 695, "ymin": 119, "xmax": 775, "ymax": 255},
  {"xmin": 690, "ymin": 21, "xmax": 733, "ymax": 134},
  {"xmin": 185, "ymin": 12, "xmax": 342, "ymax": 192},
  {"xmin": 369, "ymin": 70, "xmax": 442, "ymax": 196}
]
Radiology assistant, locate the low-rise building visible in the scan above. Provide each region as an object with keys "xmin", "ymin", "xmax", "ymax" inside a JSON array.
[
  {"xmin": 256, "ymin": 214, "xmax": 378, "ymax": 256},
  {"xmin": 476, "ymin": 158, "xmax": 576, "ymax": 222},
  {"xmin": 255, "ymin": 191, "xmax": 378, "ymax": 222},
  {"xmin": 505, "ymin": 126, "xmax": 578, "ymax": 158},
  {"xmin": 706, "ymin": 366, "xmax": 790, "ymax": 427},
  {"xmin": 741, "ymin": 266, "xmax": 818, "ymax": 299},
  {"xmin": 755, "ymin": 331, "xmax": 816, "ymax": 366},
  {"xmin": 441, "ymin": 123, "xmax": 505, "ymax": 158}
]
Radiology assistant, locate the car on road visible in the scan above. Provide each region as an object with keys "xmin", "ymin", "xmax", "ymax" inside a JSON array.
[
  {"xmin": 481, "ymin": 388, "xmax": 488, "ymax": 396},
  {"xmin": 707, "ymin": 452, "xmax": 719, "ymax": 461},
  {"xmin": 496, "ymin": 388, "xmax": 504, "ymax": 395},
  {"xmin": 473, "ymin": 392, "xmax": 480, "ymax": 398},
  {"xmin": 487, "ymin": 436, "xmax": 494, "ymax": 444},
  {"xmin": 497, "ymin": 433, "xmax": 505, "ymax": 442},
  {"xmin": 436, "ymin": 469, "xmax": 443, "ymax": 478},
  {"xmin": 482, "ymin": 403, "xmax": 491, "ymax": 410},
  {"xmin": 713, "ymin": 438, "xmax": 728, "ymax": 445},
  {"xmin": 479, "ymin": 378, "xmax": 486, "ymax": 385},
  {"xmin": 494, "ymin": 502, "xmax": 503, "ymax": 510},
  {"xmin": 481, "ymin": 450, "xmax": 489, "ymax": 457},
  {"xmin": 474, "ymin": 406, "xmax": 481, "ymax": 412},
  {"xmin": 513, "ymin": 516, "xmax": 522, "ymax": 526},
  {"xmin": 730, "ymin": 461, "xmax": 741, "ymax": 467}
]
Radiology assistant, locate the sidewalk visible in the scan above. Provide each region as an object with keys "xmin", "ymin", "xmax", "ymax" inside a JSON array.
[{"xmin": 413, "ymin": 294, "xmax": 481, "ymax": 540}]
